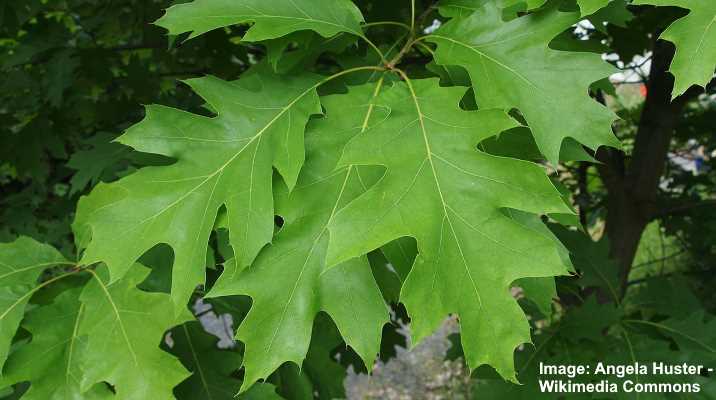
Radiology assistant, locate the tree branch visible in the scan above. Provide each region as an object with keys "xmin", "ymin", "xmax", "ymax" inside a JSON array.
[{"xmin": 655, "ymin": 199, "xmax": 716, "ymax": 217}]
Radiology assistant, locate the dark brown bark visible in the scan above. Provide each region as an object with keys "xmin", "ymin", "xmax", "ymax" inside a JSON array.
[{"xmin": 597, "ymin": 40, "xmax": 701, "ymax": 298}]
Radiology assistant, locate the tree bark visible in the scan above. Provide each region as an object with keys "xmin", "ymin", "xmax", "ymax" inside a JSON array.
[{"xmin": 597, "ymin": 40, "xmax": 700, "ymax": 297}]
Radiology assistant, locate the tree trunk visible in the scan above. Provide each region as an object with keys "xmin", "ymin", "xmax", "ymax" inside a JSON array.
[{"xmin": 597, "ymin": 40, "xmax": 700, "ymax": 297}]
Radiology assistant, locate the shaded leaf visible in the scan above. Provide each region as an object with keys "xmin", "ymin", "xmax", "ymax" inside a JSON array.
[{"xmin": 170, "ymin": 321, "xmax": 243, "ymax": 399}]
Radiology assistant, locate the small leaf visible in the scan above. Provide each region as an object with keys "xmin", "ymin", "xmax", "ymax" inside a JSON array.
[
  {"xmin": 550, "ymin": 226, "xmax": 621, "ymax": 300},
  {"xmin": 66, "ymin": 132, "xmax": 133, "ymax": 196}
]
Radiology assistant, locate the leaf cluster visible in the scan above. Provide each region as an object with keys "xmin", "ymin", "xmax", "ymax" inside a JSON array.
[{"xmin": 1, "ymin": 0, "xmax": 715, "ymax": 398}]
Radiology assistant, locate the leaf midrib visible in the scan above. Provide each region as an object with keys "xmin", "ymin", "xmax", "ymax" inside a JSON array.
[
  {"xmin": 397, "ymin": 70, "xmax": 485, "ymax": 308},
  {"xmin": 263, "ymin": 76, "xmax": 386, "ymax": 357}
]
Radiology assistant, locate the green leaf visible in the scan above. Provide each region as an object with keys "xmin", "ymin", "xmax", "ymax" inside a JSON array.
[
  {"xmin": 274, "ymin": 364, "xmax": 313, "ymax": 400},
  {"xmin": 560, "ymin": 295, "xmax": 621, "ymax": 342},
  {"xmin": 588, "ymin": 0, "xmax": 632, "ymax": 33},
  {"xmin": 504, "ymin": 209, "xmax": 574, "ymax": 317},
  {"xmin": 301, "ymin": 314, "xmax": 348, "ymax": 399},
  {"xmin": 73, "ymin": 68, "xmax": 323, "ymax": 313},
  {"xmin": 428, "ymin": 2, "xmax": 620, "ymax": 163},
  {"xmin": 480, "ymin": 127, "xmax": 597, "ymax": 162},
  {"xmin": 380, "ymin": 238, "xmax": 417, "ymax": 283},
  {"xmin": 240, "ymin": 383, "xmax": 284, "ymax": 400},
  {"xmin": 0, "ymin": 236, "xmax": 71, "ymax": 371},
  {"xmin": 0, "ymin": 288, "xmax": 113, "ymax": 400},
  {"xmin": 326, "ymin": 78, "xmax": 572, "ymax": 381},
  {"xmin": 208, "ymin": 82, "xmax": 389, "ymax": 390},
  {"xmin": 426, "ymin": 61, "xmax": 471, "ymax": 86},
  {"xmin": 43, "ymin": 49, "xmax": 79, "ymax": 108},
  {"xmin": 66, "ymin": 132, "xmax": 132, "ymax": 196},
  {"xmin": 514, "ymin": 277, "xmax": 556, "ymax": 317},
  {"xmin": 367, "ymin": 251, "xmax": 404, "ymax": 303},
  {"xmin": 263, "ymin": 31, "xmax": 357, "ymax": 74},
  {"xmin": 551, "ymin": 226, "xmax": 621, "ymax": 300},
  {"xmin": 504, "ymin": 210, "xmax": 573, "ymax": 317},
  {"xmin": 629, "ymin": 276, "xmax": 702, "ymax": 319},
  {"xmin": 633, "ymin": 0, "xmax": 716, "ymax": 96},
  {"xmin": 156, "ymin": 0, "xmax": 365, "ymax": 41},
  {"xmin": 369, "ymin": 238, "xmax": 418, "ymax": 303},
  {"xmin": 77, "ymin": 265, "xmax": 191, "ymax": 398},
  {"xmin": 439, "ymin": 0, "xmax": 548, "ymax": 18},
  {"xmin": 577, "ymin": 0, "xmax": 613, "ymax": 16},
  {"xmin": 659, "ymin": 311, "xmax": 716, "ymax": 357},
  {"xmin": 169, "ymin": 321, "xmax": 243, "ymax": 399}
]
